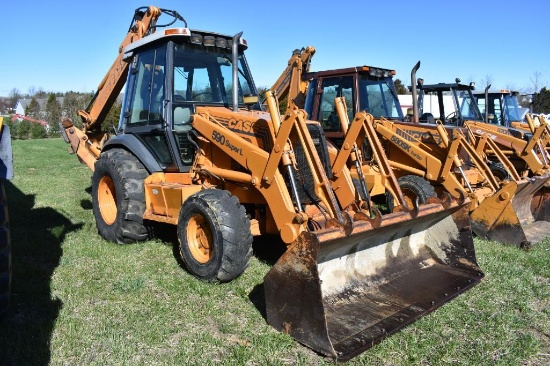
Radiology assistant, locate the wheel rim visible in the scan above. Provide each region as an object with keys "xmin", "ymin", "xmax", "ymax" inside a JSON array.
[
  {"xmin": 98, "ymin": 175, "xmax": 117, "ymax": 225},
  {"xmin": 187, "ymin": 214, "xmax": 213, "ymax": 264},
  {"xmin": 401, "ymin": 188, "xmax": 417, "ymax": 209}
]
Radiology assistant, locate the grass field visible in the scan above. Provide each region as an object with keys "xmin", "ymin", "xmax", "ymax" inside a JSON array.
[{"xmin": 1, "ymin": 138, "xmax": 549, "ymax": 365}]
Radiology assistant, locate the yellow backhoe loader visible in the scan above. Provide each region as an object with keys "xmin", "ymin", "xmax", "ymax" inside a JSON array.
[
  {"xmin": 60, "ymin": 8, "xmax": 483, "ymax": 360},
  {"xmin": 270, "ymin": 48, "xmax": 550, "ymax": 246},
  {"xmin": 408, "ymin": 62, "xmax": 550, "ymax": 230}
]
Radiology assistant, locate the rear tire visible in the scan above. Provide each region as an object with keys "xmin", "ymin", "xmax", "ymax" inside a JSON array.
[
  {"xmin": 387, "ymin": 175, "xmax": 437, "ymax": 211},
  {"xmin": 92, "ymin": 149, "xmax": 149, "ymax": 244},
  {"xmin": 0, "ymin": 181, "xmax": 11, "ymax": 314},
  {"xmin": 177, "ymin": 189, "xmax": 252, "ymax": 282}
]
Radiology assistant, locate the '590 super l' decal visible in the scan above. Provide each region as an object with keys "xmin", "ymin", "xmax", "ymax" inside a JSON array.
[{"xmin": 212, "ymin": 130, "xmax": 243, "ymax": 156}]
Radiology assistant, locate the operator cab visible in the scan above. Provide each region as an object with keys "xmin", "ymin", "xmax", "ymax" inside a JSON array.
[
  {"xmin": 415, "ymin": 80, "xmax": 484, "ymax": 126},
  {"xmin": 304, "ymin": 66, "xmax": 403, "ymax": 135},
  {"xmin": 472, "ymin": 90, "xmax": 524, "ymax": 127},
  {"xmin": 118, "ymin": 28, "xmax": 259, "ymax": 172}
]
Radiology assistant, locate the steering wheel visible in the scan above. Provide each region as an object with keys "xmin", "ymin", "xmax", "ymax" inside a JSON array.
[
  {"xmin": 445, "ymin": 111, "xmax": 459, "ymax": 124},
  {"xmin": 192, "ymin": 92, "xmax": 214, "ymax": 102},
  {"xmin": 174, "ymin": 94, "xmax": 186, "ymax": 102}
]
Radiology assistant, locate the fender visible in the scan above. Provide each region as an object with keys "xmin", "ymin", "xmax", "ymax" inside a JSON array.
[{"xmin": 103, "ymin": 134, "xmax": 163, "ymax": 173}]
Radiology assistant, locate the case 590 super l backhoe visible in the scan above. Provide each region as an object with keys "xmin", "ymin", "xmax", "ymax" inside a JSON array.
[
  {"xmin": 60, "ymin": 6, "xmax": 483, "ymax": 360},
  {"xmin": 271, "ymin": 47, "xmax": 550, "ymax": 247},
  {"xmin": 407, "ymin": 64, "xmax": 550, "ymax": 246}
]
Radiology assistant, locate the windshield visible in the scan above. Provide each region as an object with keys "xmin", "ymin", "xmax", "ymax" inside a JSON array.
[
  {"xmin": 358, "ymin": 77, "xmax": 403, "ymax": 119},
  {"xmin": 503, "ymin": 95, "xmax": 522, "ymax": 122},
  {"xmin": 459, "ymin": 91, "xmax": 484, "ymax": 121},
  {"xmin": 172, "ymin": 44, "xmax": 255, "ymax": 105}
]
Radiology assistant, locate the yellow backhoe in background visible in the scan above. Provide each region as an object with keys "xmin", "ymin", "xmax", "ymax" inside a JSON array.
[
  {"xmin": 270, "ymin": 48, "xmax": 550, "ymax": 247},
  {"xmin": 59, "ymin": 6, "xmax": 483, "ymax": 360}
]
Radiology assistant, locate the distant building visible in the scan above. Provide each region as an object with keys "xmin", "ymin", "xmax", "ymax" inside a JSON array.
[{"xmin": 14, "ymin": 97, "xmax": 65, "ymax": 117}]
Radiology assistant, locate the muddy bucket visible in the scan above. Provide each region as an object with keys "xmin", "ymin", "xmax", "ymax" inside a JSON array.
[
  {"xmin": 264, "ymin": 201, "xmax": 483, "ymax": 361},
  {"xmin": 531, "ymin": 176, "xmax": 550, "ymax": 222},
  {"xmin": 470, "ymin": 176, "xmax": 550, "ymax": 247}
]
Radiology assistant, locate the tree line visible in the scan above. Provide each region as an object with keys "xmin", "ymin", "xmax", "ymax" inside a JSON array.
[
  {"xmin": 1, "ymin": 89, "xmax": 121, "ymax": 140},
  {"xmin": 2, "ymin": 78, "xmax": 549, "ymax": 141}
]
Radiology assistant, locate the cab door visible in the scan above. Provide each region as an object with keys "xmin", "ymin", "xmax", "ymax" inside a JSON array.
[{"xmin": 122, "ymin": 45, "xmax": 178, "ymax": 170}]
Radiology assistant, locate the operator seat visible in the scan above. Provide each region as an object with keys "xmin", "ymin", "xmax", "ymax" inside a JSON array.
[
  {"xmin": 173, "ymin": 107, "xmax": 192, "ymax": 132},
  {"xmin": 419, "ymin": 113, "xmax": 435, "ymax": 123}
]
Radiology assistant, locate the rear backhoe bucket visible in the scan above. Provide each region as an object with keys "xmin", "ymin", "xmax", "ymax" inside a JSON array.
[
  {"xmin": 470, "ymin": 176, "xmax": 550, "ymax": 247},
  {"xmin": 264, "ymin": 201, "xmax": 483, "ymax": 361}
]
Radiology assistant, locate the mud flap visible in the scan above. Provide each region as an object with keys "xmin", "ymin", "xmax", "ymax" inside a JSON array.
[
  {"xmin": 264, "ymin": 201, "xmax": 483, "ymax": 361},
  {"xmin": 470, "ymin": 177, "xmax": 550, "ymax": 247}
]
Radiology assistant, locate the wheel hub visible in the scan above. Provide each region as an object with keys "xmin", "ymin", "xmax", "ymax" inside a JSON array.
[
  {"xmin": 187, "ymin": 214, "xmax": 213, "ymax": 263},
  {"xmin": 98, "ymin": 175, "xmax": 117, "ymax": 225}
]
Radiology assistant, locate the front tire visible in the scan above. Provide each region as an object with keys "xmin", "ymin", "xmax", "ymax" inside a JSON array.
[
  {"xmin": 178, "ymin": 189, "xmax": 252, "ymax": 282},
  {"xmin": 489, "ymin": 164, "xmax": 510, "ymax": 183},
  {"xmin": 92, "ymin": 149, "xmax": 149, "ymax": 244},
  {"xmin": 387, "ymin": 175, "xmax": 437, "ymax": 211}
]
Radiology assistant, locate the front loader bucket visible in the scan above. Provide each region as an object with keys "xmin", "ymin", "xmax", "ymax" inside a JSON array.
[
  {"xmin": 264, "ymin": 201, "xmax": 483, "ymax": 361},
  {"xmin": 470, "ymin": 176, "xmax": 550, "ymax": 247}
]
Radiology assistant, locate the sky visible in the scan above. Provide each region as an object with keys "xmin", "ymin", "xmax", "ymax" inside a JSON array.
[{"xmin": 1, "ymin": 0, "xmax": 549, "ymax": 98}]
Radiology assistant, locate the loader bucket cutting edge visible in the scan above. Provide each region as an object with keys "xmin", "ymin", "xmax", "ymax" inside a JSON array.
[
  {"xmin": 264, "ymin": 201, "xmax": 483, "ymax": 361},
  {"xmin": 470, "ymin": 176, "xmax": 550, "ymax": 247}
]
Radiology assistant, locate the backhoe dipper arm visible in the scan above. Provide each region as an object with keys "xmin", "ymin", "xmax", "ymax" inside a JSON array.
[
  {"xmin": 60, "ymin": 7, "xmax": 185, "ymax": 171},
  {"xmin": 78, "ymin": 6, "xmax": 163, "ymax": 131},
  {"xmin": 269, "ymin": 46, "xmax": 315, "ymax": 110}
]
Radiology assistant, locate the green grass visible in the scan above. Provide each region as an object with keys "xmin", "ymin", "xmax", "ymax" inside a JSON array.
[{"xmin": 1, "ymin": 138, "xmax": 549, "ymax": 365}]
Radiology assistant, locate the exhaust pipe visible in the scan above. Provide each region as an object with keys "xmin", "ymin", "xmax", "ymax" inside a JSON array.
[
  {"xmin": 232, "ymin": 32, "xmax": 243, "ymax": 112},
  {"xmin": 410, "ymin": 61, "xmax": 421, "ymax": 123},
  {"xmin": 484, "ymin": 84, "xmax": 491, "ymax": 123}
]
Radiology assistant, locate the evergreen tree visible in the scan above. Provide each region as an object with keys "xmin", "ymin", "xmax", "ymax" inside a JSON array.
[
  {"xmin": 394, "ymin": 79, "xmax": 408, "ymax": 95},
  {"xmin": 45, "ymin": 93, "xmax": 62, "ymax": 135},
  {"xmin": 30, "ymin": 122, "xmax": 47, "ymax": 139},
  {"xmin": 16, "ymin": 120, "xmax": 32, "ymax": 139},
  {"xmin": 25, "ymin": 98, "xmax": 41, "ymax": 119},
  {"xmin": 533, "ymin": 87, "xmax": 550, "ymax": 114}
]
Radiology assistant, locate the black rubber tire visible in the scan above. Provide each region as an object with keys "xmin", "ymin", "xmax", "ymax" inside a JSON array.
[
  {"xmin": 177, "ymin": 189, "xmax": 253, "ymax": 282},
  {"xmin": 0, "ymin": 181, "xmax": 11, "ymax": 314},
  {"xmin": 489, "ymin": 164, "xmax": 510, "ymax": 182},
  {"xmin": 387, "ymin": 175, "xmax": 437, "ymax": 211},
  {"xmin": 92, "ymin": 149, "xmax": 149, "ymax": 244}
]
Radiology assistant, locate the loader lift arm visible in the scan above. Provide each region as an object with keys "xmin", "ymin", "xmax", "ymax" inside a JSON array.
[{"xmin": 464, "ymin": 121, "xmax": 550, "ymax": 176}]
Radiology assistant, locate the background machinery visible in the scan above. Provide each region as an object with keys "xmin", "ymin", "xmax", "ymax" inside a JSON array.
[
  {"xmin": 408, "ymin": 66, "xmax": 550, "ymax": 245},
  {"xmin": 473, "ymin": 89, "xmax": 527, "ymax": 127},
  {"xmin": 270, "ymin": 48, "xmax": 550, "ymax": 246},
  {"xmin": 60, "ymin": 7, "xmax": 483, "ymax": 360}
]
